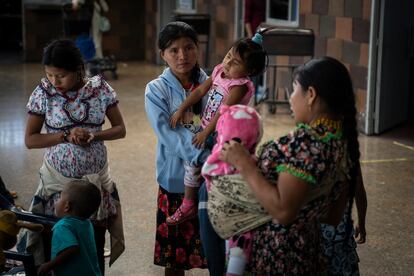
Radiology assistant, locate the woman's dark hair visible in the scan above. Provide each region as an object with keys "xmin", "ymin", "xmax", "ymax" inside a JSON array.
[
  {"xmin": 42, "ymin": 39, "xmax": 84, "ymax": 74},
  {"xmin": 158, "ymin": 21, "xmax": 203, "ymax": 113},
  {"xmin": 231, "ymin": 36, "xmax": 267, "ymax": 77},
  {"xmin": 293, "ymin": 56, "xmax": 360, "ymax": 237}
]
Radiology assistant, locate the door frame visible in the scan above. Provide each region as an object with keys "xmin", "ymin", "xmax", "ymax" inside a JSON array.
[{"xmin": 365, "ymin": 0, "xmax": 382, "ymax": 135}]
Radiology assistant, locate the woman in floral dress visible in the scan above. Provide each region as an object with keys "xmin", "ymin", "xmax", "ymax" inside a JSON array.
[
  {"xmin": 219, "ymin": 56, "xmax": 362, "ymax": 275},
  {"xmin": 24, "ymin": 39, "xmax": 126, "ymax": 274}
]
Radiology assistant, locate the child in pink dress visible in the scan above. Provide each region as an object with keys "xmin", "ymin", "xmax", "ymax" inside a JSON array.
[{"xmin": 167, "ymin": 33, "xmax": 267, "ymax": 225}]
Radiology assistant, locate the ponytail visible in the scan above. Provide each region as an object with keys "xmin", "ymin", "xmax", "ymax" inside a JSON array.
[
  {"xmin": 190, "ymin": 62, "xmax": 203, "ymax": 115},
  {"xmin": 342, "ymin": 84, "xmax": 361, "ymax": 241}
]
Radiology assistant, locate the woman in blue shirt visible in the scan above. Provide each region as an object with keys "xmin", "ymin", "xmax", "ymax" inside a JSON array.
[{"xmin": 144, "ymin": 21, "xmax": 210, "ymax": 275}]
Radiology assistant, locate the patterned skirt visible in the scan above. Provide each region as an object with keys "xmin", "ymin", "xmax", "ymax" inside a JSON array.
[
  {"xmin": 321, "ymin": 210, "xmax": 360, "ymax": 275},
  {"xmin": 154, "ymin": 186, "xmax": 207, "ymax": 270}
]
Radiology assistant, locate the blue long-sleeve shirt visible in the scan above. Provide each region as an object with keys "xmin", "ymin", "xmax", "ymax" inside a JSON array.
[{"xmin": 144, "ymin": 68, "xmax": 209, "ymax": 193}]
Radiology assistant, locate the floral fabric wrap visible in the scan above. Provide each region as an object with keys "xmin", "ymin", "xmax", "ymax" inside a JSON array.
[{"xmin": 207, "ymin": 174, "xmax": 272, "ymax": 239}]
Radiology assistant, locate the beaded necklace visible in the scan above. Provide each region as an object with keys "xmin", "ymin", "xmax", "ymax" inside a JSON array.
[
  {"xmin": 311, "ymin": 117, "xmax": 343, "ymax": 130},
  {"xmin": 310, "ymin": 117, "xmax": 343, "ymax": 141}
]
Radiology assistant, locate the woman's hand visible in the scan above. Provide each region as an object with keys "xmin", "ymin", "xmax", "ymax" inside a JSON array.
[
  {"xmin": 219, "ymin": 139, "xmax": 251, "ymax": 169},
  {"xmin": 355, "ymin": 222, "xmax": 366, "ymax": 244},
  {"xmin": 68, "ymin": 127, "xmax": 91, "ymax": 147},
  {"xmin": 192, "ymin": 130, "xmax": 209, "ymax": 149},
  {"xmin": 170, "ymin": 110, "xmax": 185, "ymax": 129}
]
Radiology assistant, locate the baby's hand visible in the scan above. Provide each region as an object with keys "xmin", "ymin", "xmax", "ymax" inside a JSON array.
[
  {"xmin": 170, "ymin": 110, "xmax": 184, "ymax": 128},
  {"xmin": 192, "ymin": 130, "xmax": 208, "ymax": 149}
]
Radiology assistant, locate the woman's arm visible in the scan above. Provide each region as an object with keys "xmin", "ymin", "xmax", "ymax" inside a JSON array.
[
  {"xmin": 220, "ymin": 140, "xmax": 310, "ymax": 225},
  {"xmin": 170, "ymin": 77, "xmax": 212, "ymax": 128},
  {"xmin": 25, "ymin": 114, "xmax": 64, "ymax": 149},
  {"xmin": 88, "ymin": 105, "xmax": 126, "ymax": 142},
  {"xmin": 145, "ymin": 81, "xmax": 208, "ymax": 165},
  {"xmin": 354, "ymin": 163, "xmax": 367, "ymax": 243},
  {"xmin": 25, "ymin": 114, "xmax": 102, "ymax": 148},
  {"xmin": 192, "ymin": 84, "xmax": 248, "ymax": 148}
]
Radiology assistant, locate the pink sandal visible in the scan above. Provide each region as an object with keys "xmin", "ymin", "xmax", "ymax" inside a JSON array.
[{"xmin": 166, "ymin": 205, "xmax": 197, "ymax": 225}]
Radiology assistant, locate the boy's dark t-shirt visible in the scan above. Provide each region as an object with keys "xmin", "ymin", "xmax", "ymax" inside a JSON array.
[{"xmin": 52, "ymin": 216, "xmax": 101, "ymax": 276}]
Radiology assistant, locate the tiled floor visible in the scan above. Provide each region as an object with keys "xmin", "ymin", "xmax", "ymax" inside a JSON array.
[{"xmin": 0, "ymin": 61, "xmax": 413, "ymax": 275}]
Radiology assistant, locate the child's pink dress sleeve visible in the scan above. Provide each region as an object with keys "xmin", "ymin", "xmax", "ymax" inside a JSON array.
[{"xmin": 228, "ymin": 77, "xmax": 255, "ymax": 105}]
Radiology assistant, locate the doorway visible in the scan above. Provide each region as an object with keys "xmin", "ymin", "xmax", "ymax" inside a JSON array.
[
  {"xmin": 366, "ymin": 0, "xmax": 414, "ymax": 134},
  {"xmin": 0, "ymin": 0, "xmax": 23, "ymax": 63}
]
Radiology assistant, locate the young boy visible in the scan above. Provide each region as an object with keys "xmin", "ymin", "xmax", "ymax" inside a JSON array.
[{"xmin": 38, "ymin": 180, "xmax": 102, "ymax": 276}]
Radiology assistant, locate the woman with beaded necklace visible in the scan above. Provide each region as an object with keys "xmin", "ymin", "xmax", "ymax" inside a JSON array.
[{"xmin": 219, "ymin": 56, "xmax": 362, "ymax": 274}]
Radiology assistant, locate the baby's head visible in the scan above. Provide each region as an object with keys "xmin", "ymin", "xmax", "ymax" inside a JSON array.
[
  {"xmin": 222, "ymin": 34, "xmax": 267, "ymax": 79},
  {"xmin": 55, "ymin": 180, "xmax": 101, "ymax": 219},
  {"xmin": 216, "ymin": 104, "xmax": 263, "ymax": 154}
]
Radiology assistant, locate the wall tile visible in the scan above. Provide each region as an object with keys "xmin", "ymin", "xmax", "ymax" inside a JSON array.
[
  {"xmin": 312, "ymin": 0, "xmax": 329, "ymax": 15},
  {"xmin": 314, "ymin": 37, "xmax": 327, "ymax": 57},
  {"xmin": 360, "ymin": 42, "xmax": 369, "ymax": 67},
  {"xmin": 328, "ymin": 0, "xmax": 344, "ymax": 16},
  {"xmin": 327, "ymin": 38, "xmax": 343, "ymax": 60},
  {"xmin": 216, "ymin": 22, "xmax": 228, "ymax": 39},
  {"xmin": 299, "ymin": 14, "xmax": 306, "ymax": 28},
  {"xmin": 276, "ymin": 56, "xmax": 290, "ymax": 65},
  {"xmin": 344, "ymin": 0, "xmax": 362, "ymax": 18},
  {"xmin": 320, "ymin": 15, "xmax": 336, "ymax": 38},
  {"xmin": 336, "ymin": 17, "xmax": 353, "ymax": 41},
  {"xmin": 305, "ymin": 14, "xmax": 320, "ymax": 36},
  {"xmin": 352, "ymin": 18, "xmax": 370, "ymax": 43},
  {"xmin": 216, "ymin": 6, "xmax": 226, "ymax": 22},
  {"xmin": 350, "ymin": 64, "xmax": 368, "ymax": 89},
  {"xmin": 362, "ymin": 0, "xmax": 371, "ymax": 19},
  {"xmin": 300, "ymin": 0, "xmax": 313, "ymax": 14},
  {"xmin": 290, "ymin": 56, "xmax": 307, "ymax": 65},
  {"xmin": 356, "ymin": 88, "xmax": 367, "ymax": 114},
  {"xmin": 342, "ymin": 40, "xmax": 360, "ymax": 64}
]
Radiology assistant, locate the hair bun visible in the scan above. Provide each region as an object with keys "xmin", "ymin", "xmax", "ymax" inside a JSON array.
[{"xmin": 252, "ymin": 33, "xmax": 263, "ymax": 45}]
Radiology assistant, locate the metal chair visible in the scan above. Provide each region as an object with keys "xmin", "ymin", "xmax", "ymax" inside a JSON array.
[{"xmin": 258, "ymin": 28, "xmax": 314, "ymax": 114}]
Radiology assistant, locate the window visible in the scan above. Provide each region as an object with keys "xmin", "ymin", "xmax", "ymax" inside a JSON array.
[
  {"xmin": 175, "ymin": 0, "xmax": 196, "ymax": 14},
  {"xmin": 266, "ymin": 0, "xmax": 299, "ymax": 27}
]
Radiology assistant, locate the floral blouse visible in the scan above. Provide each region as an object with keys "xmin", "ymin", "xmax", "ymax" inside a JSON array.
[
  {"xmin": 26, "ymin": 75, "xmax": 118, "ymax": 178},
  {"xmin": 247, "ymin": 122, "xmax": 350, "ymax": 275}
]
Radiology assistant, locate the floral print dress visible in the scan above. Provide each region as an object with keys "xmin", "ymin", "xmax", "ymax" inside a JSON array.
[
  {"xmin": 247, "ymin": 122, "xmax": 350, "ymax": 275},
  {"xmin": 26, "ymin": 75, "xmax": 119, "ymax": 216}
]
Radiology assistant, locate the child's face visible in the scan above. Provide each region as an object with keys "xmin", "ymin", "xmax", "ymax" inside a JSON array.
[
  {"xmin": 45, "ymin": 66, "xmax": 79, "ymax": 94},
  {"xmin": 221, "ymin": 48, "xmax": 249, "ymax": 79},
  {"xmin": 54, "ymin": 190, "xmax": 69, "ymax": 218}
]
